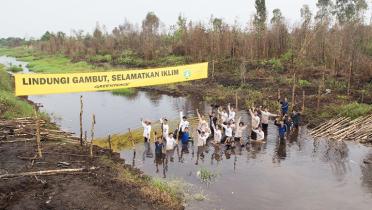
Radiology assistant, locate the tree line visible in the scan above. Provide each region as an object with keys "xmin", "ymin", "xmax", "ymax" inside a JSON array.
[{"xmin": 3, "ymin": 0, "xmax": 372, "ymax": 83}]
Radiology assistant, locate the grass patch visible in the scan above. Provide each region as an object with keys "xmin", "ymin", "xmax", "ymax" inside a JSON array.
[
  {"xmin": 197, "ymin": 167, "xmax": 217, "ymax": 184},
  {"xmin": 0, "ymin": 64, "xmax": 35, "ymax": 119},
  {"xmin": 306, "ymin": 102, "xmax": 372, "ymax": 127},
  {"xmin": 298, "ymin": 79, "xmax": 311, "ymax": 87},
  {"xmin": 111, "ymin": 88, "xmax": 137, "ymax": 96},
  {"xmin": 98, "ymin": 155, "xmax": 184, "ymax": 206},
  {"xmin": 337, "ymin": 102, "xmax": 372, "ymax": 119},
  {"xmin": 7, "ymin": 65, "xmax": 23, "ymax": 73},
  {"xmin": 0, "ymin": 47, "xmax": 94, "ymax": 73}
]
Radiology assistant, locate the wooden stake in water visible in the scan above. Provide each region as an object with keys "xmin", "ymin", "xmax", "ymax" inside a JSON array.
[
  {"xmin": 90, "ymin": 114, "xmax": 96, "ymax": 158},
  {"xmin": 108, "ymin": 135, "xmax": 112, "ymax": 156},
  {"xmin": 302, "ymin": 90, "xmax": 305, "ymax": 112},
  {"xmin": 34, "ymin": 111, "xmax": 42, "ymax": 158},
  {"xmin": 212, "ymin": 60, "xmax": 215, "ymax": 79},
  {"xmin": 317, "ymin": 83, "xmax": 321, "ymax": 112},
  {"xmin": 291, "ymin": 73, "xmax": 296, "ymax": 111},
  {"xmin": 277, "ymin": 89, "xmax": 281, "ymax": 113},
  {"xmin": 235, "ymin": 91, "xmax": 238, "ymax": 110},
  {"xmin": 79, "ymin": 95, "xmax": 83, "ymax": 146}
]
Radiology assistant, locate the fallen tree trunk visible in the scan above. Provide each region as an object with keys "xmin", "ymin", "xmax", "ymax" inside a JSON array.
[{"xmin": 0, "ymin": 167, "xmax": 98, "ymax": 179}]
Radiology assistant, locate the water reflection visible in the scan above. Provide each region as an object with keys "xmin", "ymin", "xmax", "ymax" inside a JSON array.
[
  {"xmin": 121, "ymin": 125, "xmax": 372, "ymax": 210},
  {"xmin": 361, "ymin": 154, "xmax": 372, "ymax": 194}
]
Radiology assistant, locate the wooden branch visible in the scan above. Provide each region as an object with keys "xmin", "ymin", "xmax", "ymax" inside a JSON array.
[{"xmin": 0, "ymin": 167, "xmax": 98, "ymax": 179}]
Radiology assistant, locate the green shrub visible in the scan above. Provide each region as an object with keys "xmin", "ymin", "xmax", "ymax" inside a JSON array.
[
  {"xmin": 88, "ymin": 54, "xmax": 112, "ymax": 63},
  {"xmin": 298, "ymin": 79, "xmax": 311, "ymax": 87},
  {"xmin": 325, "ymin": 79, "xmax": 347, "ymax": 91},
  {"xmin": 7, "ymin": 65, "xmax": 23, "ymax": 73},
  {"xmin": 115, "ymin": 50, "xmax": 145, "ymax": 67},
  {"xmin": 111, "ymin": 88, "xmax": 137, "ymax": 96},
  {"xmin": 280, "ymin": 50, "xmax": 293, "ymax": 62},
  {"xmin": 337, "ymin": 102, "xmax": 372, "ymax": 119}
]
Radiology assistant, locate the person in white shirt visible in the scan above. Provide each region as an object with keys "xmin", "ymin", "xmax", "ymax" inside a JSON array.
[
  {"xmin": 179, "ymin": 111, "xmax": 190, "ymax": 137},
  {"xmin": 196, "ymin": 109, "xmax": 209, "ymax": 132},
  {"xmin": 195, "ymin": 129, "xmax": 210, "ymax": 165},
  {"xmin": 252, "ymin": 127, "xmax": 265, "ymax": 141},
  {"xmin": 249, "ymin": 108, "xmax": 260, "ymax": 141},
  {"xmin": 228, "ymin": 103, "xmax": 236, "ymax": 122},
  {"xmin": 261, "ymin": 108, "xmax": 278, "ymax": 133},
  {"xmin": 141, "ymin": 118, "xmax": 152, "ymax": 143},
  {"xmin": 211, "ymin": 122, "xmax": 222, "ymax": 144},
  {"xmin": 235, "ymin": 116, "xmax": 247, "ymax": 145},
  {"xmin": 218, "ymin": 107, "xmax": 228, "ymax": 123},
  {"xmin": 165, "ymin": 132, "xmax": 176, "ymax": 162},
  {"xmin": 160, "ymin": 117, "xmax": 169, "ymax": 139},
  {"xmin": 221, "ymin": 123, "xmax": 233, "ymax": 146}
]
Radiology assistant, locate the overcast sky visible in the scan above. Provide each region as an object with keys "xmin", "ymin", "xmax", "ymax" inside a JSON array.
[{"xmin": 1, "ymin": 0, "xmax": 371, "ymax": 38}]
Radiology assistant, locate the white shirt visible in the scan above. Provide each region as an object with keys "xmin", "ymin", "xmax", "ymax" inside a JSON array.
[
  {"xmin": 235, "ymin": 125, "xmax": 247, "ymax": 138},
  {"xmin": 141, "ymin": 121, "xmax": 151, "ymax": 138},
  {"xmin": 222, "ymin": 112, "xmax": 228, "ymax": 122},
  {"xmin": 179, "ymin": 111, "xmax": 190, "ymax": 132},
  {"xmin": 251, "ymin": 115, "xmax": 260, "ymax": 129},
  {"xmin": 165, "ymin": 136, "xmax": 176, "ymax": 150},
  {"xmin": 197, "ymin": 132, "xmax": 209, "ymax": 146},
  {"xmin": 261, "ymin": 111, "xmax": 276, "ymax": 124},
  {"xmin": 214, "ymin": 129, "xmax": 222, "ymax": 143},
  {"xmin": 160, "ymin": 118, "xmax": 169, "ymax": 137},
  {"xmin": 222, "ymin": 124, "xmax": 233, "ymax": 137},
  {"xmin": 228, "ymin": 111, "xmax": 236, "ymax": 122},
  {"xmin": 253, "ymin": 129, "xmax": 265, "ymax": 141}
]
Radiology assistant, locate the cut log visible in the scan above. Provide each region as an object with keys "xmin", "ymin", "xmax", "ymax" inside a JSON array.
[{"xmin": 0, "ymin": 167, "xmax": 98, "ymax": 179}]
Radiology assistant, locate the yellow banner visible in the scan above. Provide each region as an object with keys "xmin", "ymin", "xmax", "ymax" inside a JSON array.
[{"xmin": 14, "ymin": 62, "xmax": 208, "ymax": 96}]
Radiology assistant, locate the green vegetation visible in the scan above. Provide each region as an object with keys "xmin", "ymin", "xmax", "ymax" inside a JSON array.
[
  {"xmin": 298, "ymin": 79, "xmax": 311, "ymax": 87},
  {"xmin": 27, "ymin": 56, "xmax": 92, "ymax": 73},
  {"xmin": 98, "ymin": 155, "xmax": 184, "ymax": 206},
  {"xmin": 0, "ymin": 64, "xmax": 35, "ymax": 119},
  {"xmin": 7, "ymin": 65, "xmax": 23, "ymax": 73},
  {"xmin": 0, "ymin": 47, "xmax": 93, "ymax": 73},
  {"xmin": 197, "ymin": 168, "xmax": 217, "ymax": 184},
  {"xmin": 325, "ymin": 78, "xmax": 347, "ymax": 92},
  {"xmin": 111, "ymin": 88, "xmax": 137, "ymax": 96},
  {"xmin": 336, "ymin": 102, "xmax": 372, "ymax": 119},
  {"xmin": 151, "ymin": 178, "xmax": 187, "ymax": 201}
]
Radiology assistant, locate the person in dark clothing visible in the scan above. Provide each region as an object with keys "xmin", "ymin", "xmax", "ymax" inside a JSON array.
[
  {"xmin": 283, "ymin": 114, "xmax": 292, "ymax": 132},
  {"xmin": 274, "ymin": 118, "xmax": 287, "ymax": 140},
  {"xmin": 209, "ymin": 111, "xmax": 218, "ymax": 136},
  {"xmin": 181, "ymin": 127, "xmax": 190, "ymax": 153},
  {"xmin": 291, "ymin": 110, "xmax": 301, "ymax": 129},
  {"xmin": 279, "ymin": 97, "xmax": 289, "ymax": 116}
]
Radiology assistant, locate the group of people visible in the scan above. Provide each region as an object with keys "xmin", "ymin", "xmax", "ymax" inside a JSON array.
[{"xmin": 140, "ymin": 96, "xmax": 301, "ymax": 164}]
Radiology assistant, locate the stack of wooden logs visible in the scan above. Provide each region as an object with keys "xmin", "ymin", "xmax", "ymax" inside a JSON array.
[
  {"xmin": 0, "ymin": 117, "xmax": 79, "ymax": 142},
  {"xmin": 310, "ymin": 115, "xmax": 372, "ymax": 143}
]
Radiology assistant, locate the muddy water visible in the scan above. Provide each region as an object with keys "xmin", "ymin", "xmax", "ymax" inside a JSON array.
[
  {"xmin": 0, "ymin": 56, "xmax": 207, "ymax": 138},
  {"xmin": 2, "ymin": 56, "xmax": 372, "ymax": 209},
  {"xmin": 121, "ymin": 125, "xmax": 372, "ymax": 210}
]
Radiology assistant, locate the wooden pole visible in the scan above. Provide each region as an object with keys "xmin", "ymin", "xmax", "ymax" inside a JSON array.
[
  {"xmin": 34, "ymin": 111, "xmax": 42, "ymax": 158},
  {"xmin": 79, "ymin": 95, "xmax": 83, "ymax": 146},
  {"xmin": 107, "ymin": 135, "xmax": 112, "ymax": 156},
  {"xmin": 302, "ymin": 90, "xmax": 305, "ymax": 112},
  {"xmin": 235, "ymin": 91, "xmax": 238, "ymax": 110},
  {"xmin": 291, "ymin": 73, "xmax": 296, "ymax": 112},
  {"xmin": 317, "ymin": 83, "xmax": 321, "ymax": 112},
  {"xmin": 128, "ymin": 128, "xmax": 136, "ymax": 156},
  {"xmin": 212, "ymin": 60, "xmax": 215, "ymax": 79},
  {"xmin": 277, "ymin": 89, "xmax": 281, "ymax": 113},
  {"xmin": 347, "ymin": 61, "xmax": 352, "ymax": 96},
  {"xmin": 90, "ymin": 114, "xmax": 96, "ymax": 158},
  {"xmin": 84, "ymin": 131, "xmax": 87, "ymax": 145},
  {"xmin": 0, "ymin": 167, "xmax": 97, "ymax": 179}
]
